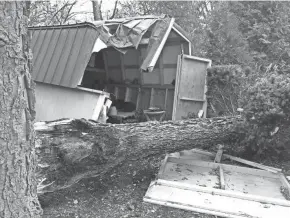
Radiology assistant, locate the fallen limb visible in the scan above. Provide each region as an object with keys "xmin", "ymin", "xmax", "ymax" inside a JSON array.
[{"xmin": 35, "ymin": 116, "xmax": 243, "ymax": 193}]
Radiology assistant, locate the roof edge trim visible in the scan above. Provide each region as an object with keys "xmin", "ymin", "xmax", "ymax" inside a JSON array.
[{"xmin": 28, "ymin": 22, "xmax": 97, "ymax": 31}]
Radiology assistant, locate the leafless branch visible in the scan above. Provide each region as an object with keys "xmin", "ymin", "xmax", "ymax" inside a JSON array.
[
  {"xmin": 109, "ymin": 0, "xmax": 119, "ymax": 19},
  {"xmin": 63, "ymin": 1, "xmax": 77, "ymax": 23},
  {"xmin": 50, "ymin": 1, "xmax": 69, "ymax": 23}
]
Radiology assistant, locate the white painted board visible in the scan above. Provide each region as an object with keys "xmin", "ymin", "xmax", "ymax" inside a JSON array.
[{"xmin": 144, "ymin": 182, "xmax": 290, "ymax": 218}]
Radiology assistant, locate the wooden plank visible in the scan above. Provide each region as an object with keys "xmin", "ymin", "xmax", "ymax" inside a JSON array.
[
  {"xmin": 180, "ymin": 97, "xmax": 205, "ymax": 102},
  {"xmin": 214, "ymin": 144, "xmax": 224, "ymax": 163},
  {"xmin": 105, "ymin": 83, "xmax": 174, "ymax": 90},
  {"xmin": 172, "ymin": 55, "xmax": 182, "ymax": 120},
  {"xmin": 157, "ymin": 154, "xmax": 169, "ymax": 179},
  {"xmin": 138, "ymin": 49, "xmax": 144, "ymax": 85},
  {"xmin": 219, "ymin": 166, "xmax": 225, "ymax": 190},
  {"xmin": 188, "ymin": 149, "xmax": 281, "ymax": 173},
  {"xmin": 172, "ymin": 26, "xmax": 191, "ymax": 43},
  {"xmin": 164, "ymin": 88, "xmax": 168, "ymax": 110},
  {"xmin": 102, "ymin": 51, "xmax": 109, "ymax": 81},
  {"xmin": 120, "ymin": 53, "xmax": 126, "ymax": 82},
  {"xmin": 148, "ymin": 18, "xmax": 175, "ymax": 71},
  {"xmin": 223, "ymin": 154, "xmax": 282, "ymax": 173},
  {"xmin": 280, "ymin": 173, "xmax": 290, "ymax": 196},
  {"xmin": 144, "ymin": 197, "xmax": 243, "ymax": 218},
  {"xmin": 144, "ymin": 183, "xmax": 290, "ymax": 218},
  {"xmin": 91, "ymin": 94, "xmax": 106, "ymax": 121},
  {"xmin": 149, "ymin": 88, "xmax": 155, "ymax": 108},
  {"xmin": 85, "ymin": 67, "xmax": 106, "ymax": 73},
  {"xmin": 167, "ymin": 157, "xmax": 280, "ymax": 179},
  {"xmin": 159, "ymin": 51, "xmax": 164, "ymax": 85},
  {"xmin": 157, "ymin": 179, "xmax": 290, "ymax": 207},
  {"xmin": 121, "ymin": 63, "xmax": 177, "ymax": 70},
  {"xmin": 183, "ymin": 54, "xmax": 212, "ymax": 64}
]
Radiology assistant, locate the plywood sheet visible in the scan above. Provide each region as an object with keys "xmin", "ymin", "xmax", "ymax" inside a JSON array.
[
  {"xmin": 162, "ymin": 45, "xmax": 182, "ymax": 64},
  {"xmin": 142, "ymin": 69, "xmax": 160, "ymax": 84},
  {"xmin": 160, "ymin": 161, "xmax": 220, "ymax": 188},
  {"xmin": 223, "ymin": 170, "xmax": 285, "ymax": 199},
  {"xmin": 163, "ymin": 68, "xmax": 176, "ymax": 84},
  {"xmin": 178, "ymin": 56, "xmax": 208, "ymax": 100}
]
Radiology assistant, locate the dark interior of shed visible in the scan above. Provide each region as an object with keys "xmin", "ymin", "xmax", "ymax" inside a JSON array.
[{"xmin": 79, "ymin": 29, "xmax": 190, "ymax": 123}]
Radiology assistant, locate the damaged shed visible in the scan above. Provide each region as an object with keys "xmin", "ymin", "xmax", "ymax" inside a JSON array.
[{"xmin": 30, "ymin": 15, "xmax": 211, "ymax": 122}]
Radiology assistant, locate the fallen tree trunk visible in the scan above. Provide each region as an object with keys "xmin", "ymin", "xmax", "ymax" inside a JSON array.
[{"xmin": 35, "ymin": 116, "xmax": 243, "ymax": 193}]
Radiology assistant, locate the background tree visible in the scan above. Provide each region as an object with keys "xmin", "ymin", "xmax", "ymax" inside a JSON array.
[
  {"xmin": 29, "ymin": 0, "xmax": 79, "ymax": 26},
  {"xmin": 91, "ymin": 0, "xmax": 119, "ymax": 21},
  {"xmin": 118, "ymin": 0, "xmax": 208, "ymax": 56},
  {"xmin": 0, "ymin": 1, "xmax": 42, "ymax": 217}
]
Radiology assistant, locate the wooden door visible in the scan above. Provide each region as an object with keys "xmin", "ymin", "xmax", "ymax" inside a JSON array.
[{"xmin": 172, "ymin": 54, "xmax": 211, "ymax": 120}]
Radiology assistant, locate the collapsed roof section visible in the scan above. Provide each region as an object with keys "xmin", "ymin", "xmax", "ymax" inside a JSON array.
[
  {"xmin": 29, "ymin": 15, "xmax": 192, "ymax": 88},
  {"xmin": 92, "ymin": 15, "xmax": 192, "ymax": 72}
]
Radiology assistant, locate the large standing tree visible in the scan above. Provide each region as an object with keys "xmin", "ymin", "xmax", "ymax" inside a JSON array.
[{"xmin": 0, "ymin": 1, "xmax": 42, "ymax": 217}]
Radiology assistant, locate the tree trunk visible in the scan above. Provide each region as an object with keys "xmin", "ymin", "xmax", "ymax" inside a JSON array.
[
  {"xmin": 35, "ymin": 116, "xmax": 242, "ymax": 193},
  {"xmin": 92, "ymin": 0, "xmax": 102, "ymax": 20},
  {"xmin": 0, "ymin": 2, "xmax": 42, "ymax": 217}
]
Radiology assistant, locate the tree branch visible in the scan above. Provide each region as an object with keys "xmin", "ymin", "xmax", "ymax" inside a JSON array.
[
  {"xmin": 109, "ymin": 0, "xmax": 118, "ymax": 19},
  {"xmin": 50, "ymin": 1, "xmax": 69, "ymax": 24},
  {"xmin": 63, "ymin": 1, "xmax": 77, "ymax": 23}
]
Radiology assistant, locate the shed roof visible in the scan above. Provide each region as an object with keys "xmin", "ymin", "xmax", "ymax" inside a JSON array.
[
  {"xmin": 29, "ymin": 23, "xmax": 99, "ymax": 88},
  {"xmin": 29, "ymin": 16, "xmax": 193, "ymax": 88}
]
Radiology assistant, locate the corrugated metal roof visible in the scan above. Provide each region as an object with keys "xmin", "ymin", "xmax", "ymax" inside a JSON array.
[{"xmin": 29, "ymin": 23, "xmax": 99, "ymax": 88}]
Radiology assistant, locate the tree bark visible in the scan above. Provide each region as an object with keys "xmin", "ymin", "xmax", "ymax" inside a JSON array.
[
  {"xmin": 92, "ymin": 0, "xmax": 102, "ymax": 20},
  {"xmin": 35, "ymin": 116, "xmax": 242, "ymax": 193},
  {"xmin": 0, "ymin": 2, "xmax": 42, "ymax": 217}
]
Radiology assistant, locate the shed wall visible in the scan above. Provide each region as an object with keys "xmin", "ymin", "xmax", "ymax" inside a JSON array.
[{"xmin": 35, "ymin": 82, "xmax": 103, "ymax": 121}]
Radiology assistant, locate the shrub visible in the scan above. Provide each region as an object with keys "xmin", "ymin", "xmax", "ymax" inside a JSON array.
[
  {"xmin": 232, "ymin": 69, "xmax": 290, "ymax": 159},
  {"xmin": 206, "ymin": 65, "xmax": 246, "ymax": 117}
]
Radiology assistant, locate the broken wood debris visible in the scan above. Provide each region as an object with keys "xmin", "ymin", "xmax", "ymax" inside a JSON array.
[
  {"xmin": 214, "ymin": 144, "xmax": 224, "ymax": 163},
  {"xmin": 219, "ymin": 166, "xmax": 225, "ymax": 190},
  {"xmin": 144, "ymin": 147, "xmax": 290, "ymax": 218}
]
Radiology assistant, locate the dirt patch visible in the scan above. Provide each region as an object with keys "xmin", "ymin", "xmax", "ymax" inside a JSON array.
[
  {"xmin": 40, "ymin": 155, "xmax": 290, "ymax": 218},
  {"xmin": 41, "ymin": 156, "xmax": 213, "ymax": 218}
]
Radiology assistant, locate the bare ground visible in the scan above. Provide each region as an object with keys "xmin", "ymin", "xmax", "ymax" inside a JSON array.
[
  {"xmin": 40, "ymin": 155, "xmax": 214, "ymax": 218},
  {"xmin": 40, "ymin": 155, "xmax": 290, "ymax": 218}
]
